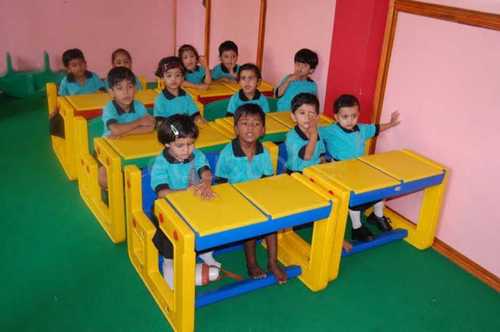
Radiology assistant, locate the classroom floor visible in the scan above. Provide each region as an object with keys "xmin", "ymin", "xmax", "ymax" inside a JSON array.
[{"xmin": 0, "ymin": 94, "xmax": 498, "ymax": 332}]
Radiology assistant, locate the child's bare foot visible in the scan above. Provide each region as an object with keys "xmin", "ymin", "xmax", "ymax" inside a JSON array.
[
  {"xmin": 268, "ymin": 263, "xmax": 287, "ymax": 284},
  {"xmin": 247, "ymin": 264, "xmax": 266, "ymax": 280},
  {"xmin": 343, "ymin": 240, "xmax": 352, "ymax": 253}
]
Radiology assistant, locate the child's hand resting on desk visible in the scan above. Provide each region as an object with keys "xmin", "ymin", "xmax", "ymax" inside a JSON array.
[{"xmin": 192, "ymin": 181, "xmax": 216, "ymax": 200}]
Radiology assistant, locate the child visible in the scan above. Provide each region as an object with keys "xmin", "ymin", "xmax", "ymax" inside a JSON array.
[
  {"xmin": 108, "ymin": 48, "xmax": 142, "ymax": 90},
  {"xmin": 215, "ymin": 104, "xmax": 287, "ymax": 284},
  {"xmin": 150, "ymin": 115, "xmax": 221, "ymax": 286},
  {"xmin": 285, "ymin": 93, "xmax": 326, "ymax": 173},
  {"xmin": 98, "ymin": 67, "xmax": 155, "ymax": 188},
  {"xmin": 153, "ymin": 56, "xmax": 204, "ymax": 125},
  {"xmin": 320, "ymin": 94, "xmax": 401, "ymax": 242},
  {"xmin": 275, "ymin": 48, "xmax": 318, "ymax": 112},
  {"xmin": 58, "ymin": 48, "xmax": 105, "ymax": 96},
  {"xmin": 226, "ymin": 63, "xmax": 270, "ymax": 116},
  {"xmin": 211, "ymin": 40, "xmax": 239, "ymax": 82},
  {"xmin": 285, "ymin": 93, "xmax": 353, "ymax": 252},
  {"xmin": 178, "ymin": 44, "xmax": 212, "ymax": 89}
]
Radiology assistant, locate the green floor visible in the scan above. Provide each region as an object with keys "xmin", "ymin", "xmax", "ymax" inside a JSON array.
[{"xmin": 0, "ymin": 94, "xmax": 498, "ymax": 332}]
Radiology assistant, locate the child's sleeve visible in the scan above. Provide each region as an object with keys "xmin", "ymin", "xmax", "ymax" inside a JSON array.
[
  {"xmin": 153, "ymin": 95, "xmax": 165, "ymax": 119},
  {"xmin": 135, "ymin": 102, "xmax": 148, "ymax": 118},
  {"xmin": 186, "ymin": 95, "xmax": 200, "ymax": 118},
  {"xmin": 214, "ymin": 146, "xmax": 230, "ymax": 183},
  {"xmin": 194, "ymin": 150, "xmax": 211, "ymax": 177},
  {"xmin": 226, "ymin": 94, "xmax": 238, "ymax": 115},
  {"xmin": 101, "ymin": 103, "xmax": 118, "ymax": 133},
  {"xmin": 260, "ymin": 96, "xmax": 270, "ymax": 113},
  {"xmin": 211, "ymin": 65, "xmax": 221, "ymax": 80},
  {"xmin": 262, "ymin": 149, "xmax": 274, "ymax": 176},
  {"xmin": 92, "ymin": 73, "xmax": 106, "ymax": 91},
  {"xmin": 150, "ymin": 156, "xmax": 170, "ymax": 193},
  {"xmin": 275, "ymin": 76, "xmax": 288, "ymax": 98},
  {"xmin": 58, "ymin": 78, "xmax": 68, "ymax": 96},
  {"xmin": 360, "ymin": 124, "xmax": 380, "ymax": 140},
  {"xmin": 318, "ymin": 135, "xmax": 326, "ymax": 156}
]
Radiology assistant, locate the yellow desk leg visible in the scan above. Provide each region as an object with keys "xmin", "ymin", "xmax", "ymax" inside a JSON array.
[
  {"xmin": 262, "ymin": 141, "xmax": 279, "ymax": 174},
  {"xmin": 126, "ymin": 166, "xmax": 196, "ymax": 331},
  {"xmin": 93, "ymin": 138, "xmax": 125, "ymax": 243},
  {"xmin": 46, "ymin": 83, "xmax": 57, "ymax": 116},
  {"xmin": 302, "ymin": 168, "xmax": 352, "ymax": 282},
  {"xmin": 54, "ymin": 98, "xmax": 77, "ymax": 180},
  {"xmin": 270, "ymin": 173, "xmax": 340, "ymax": 291},
  {"xmin": 384, "ymin": 150, "xmax": 449, "ymax": 250}
]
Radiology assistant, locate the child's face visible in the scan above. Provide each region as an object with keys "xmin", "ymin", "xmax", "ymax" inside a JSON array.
[
  {"xmin": 291, "ymin": 104, "xmax": 319, "ymax": 131},
  {"xmin": 238, "ymin": 70, "xmax": 259, "ymax": 95},
  {"xmin": 109, "ymin": 79, "xmax": 136, "ymax": 108},
  {"xmin": 294, "ymin": 62, "xmax": 313, "ymax": 79},
  {"xmin": 67, "ymin": 58, "xmax": 87, "ymax": 78},
  {"xmin": 335, "ymin": 106, "xmax": 360, "ymax": 130},
  {"xmin": 163, "ymin": 67, "xmax": 184, "ymax": 90},
  {"xmin": 113, "ymin": 53, "xmax": 131, "ymax": 68},
  {"xmin": 166, "ymin": 137, "xmax": 195, "ymax": 161},
  {"xmin": 235, "ymin": 113, "xmax": 265, "ymax": 145},
  {"xmin": 181, "ymin": 50, "xmax": 198, "ymax": 71},
  {"xmin": 220, "ymin": 50, "xmax": 238, "ymax": 69}
]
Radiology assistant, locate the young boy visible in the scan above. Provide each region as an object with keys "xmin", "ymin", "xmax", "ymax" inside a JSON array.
[
  {"xmin": 58, "ymin": 48, "xmax": 105, "ymax": 96},
  {"xmin": 215, "ymin": 104, "xmax": 287, "ymax": 284},
  {"xmin": 226, "ymin": 63, "xmax": 270, "ymax": 116},
  {"xmin": 98, "ymin": 67, "xmax": 155, "ymax": 188},
  {"xmin": 275, "ymin": 48, "xmax": 318, "ymax": 112},
  {"xmin": 285, "ymin": 93, "xmax": 326, "ymax": 173},
  {"xmin": 211, "ymin": 40, "xmax": 239, "ymax": 82},
  {"xmin": 320, "ymin": 94, "xmax": 401, "ymax": 242},
  {"xmin": 154, "ymin": 56, "xmax": 204, "ymax": 125}
]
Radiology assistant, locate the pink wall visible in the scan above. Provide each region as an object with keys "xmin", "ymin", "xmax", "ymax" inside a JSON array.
[
  {"xmin": 176, "ymin": 0, "xmax": 205, "ymax": 56},
  {"xmin": 376, "ymin": 12, "xmax": 500, "ymax": 277},
  {"xmin": 209, "ymin": 0, "xmax": 260, "ymax": 67},
  {"xmin": 0, "ymin": 0, "xmax": 174, "ymax": 80},
  {"xmin": 262, "ymin": 0, "xmax": 336, "ymax": 111}
]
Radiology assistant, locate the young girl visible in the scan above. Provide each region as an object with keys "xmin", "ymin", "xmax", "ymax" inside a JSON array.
[
  {"xmin": 178, "ymin": 44, "xmax": 211, "ymax": 90},
  {"xmin": 150, "ymin": 114, "xmax": 220, "ymax": 287},
  {"xmin": 109, "ymin": 48, "xmax": 143, "ymax": 90},
  {"xmin": 153, "ymin": 56, "xmax": 205, "ymax": 125}
]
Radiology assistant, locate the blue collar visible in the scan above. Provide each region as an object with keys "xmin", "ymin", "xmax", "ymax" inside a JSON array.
[
  {"xmin": 162, "ymin": 148, "xmax": 194, "ymax": 164},
  {"xmin": 162, "ymin": 88, "xmax": 187, "ymax": 100},
  {"xmin": 67, "ymin": 70, "xmax": 93, "ymax": 83},
  {"xmin": 336, "ymin": 122, "xmax": 360, "ymax": 133},
  {"xmin": 113, "ymin": 100, "xmax": 135, "ymax": 115},
  {"xmin": 186, "ymin": 65, "xmax": 200, "ymax": 74},
  {"xmin": 294, "ymin": 125, "xmax": 320, "ymax": 141},
  {"xmin": 238, "ymin": 89, "xmax": 261, "ymax": 101},
  {"xmin": 231, "ymin": 139, "xmax": 264, "ymax": 157},
  {"xmin": 221, "ymin": 63, "xmax": 238, "ymax": 73}
]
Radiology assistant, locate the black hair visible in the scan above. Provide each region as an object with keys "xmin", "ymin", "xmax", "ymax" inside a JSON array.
[
  {"xmin": 111, "ymin": 48, "xmax": 132, "ymax": 64},
  {"xmin": 291, "ymin": 93, "xmax": 320, "ymax": 114},
  {"xmin": 234, "ymin": 104, "xmax": 266, "ymax": 127},
  {"xmin": 237, "ymin": 63, "xmax": 262, "ymax": 81},
  {"xmin": 334, "ymin": 94, "xmax": 360, "ymax": 114},
  {"xmin": 157, "ymin": 114, "xmax": 199, "ymax": 145},
  {"xmin": 155, "ymin": 56, "xmax": 185, "ymax": 78},
  {"xmin": 107, "ymin": 67, "xmax": 137, "ymax": 88},
  {"xmin": 218, "ymin": 40, "xmax": 238, "ymax": 56},
  {"xmin": 62, "ymin": 48, "xmax": 85, "ymax": 67},
  {"xmin": 294, "ymin": 48, "xmax": 319, "ymax": 69},
  {"xmin": 178, "ymin": 44, "xmax": 200, "ymax": 61}
]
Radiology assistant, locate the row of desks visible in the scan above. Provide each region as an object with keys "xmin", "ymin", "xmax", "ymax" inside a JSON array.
[{"xmin": 124, "ymin": 149, "xmax": 447, "ymax": 332}]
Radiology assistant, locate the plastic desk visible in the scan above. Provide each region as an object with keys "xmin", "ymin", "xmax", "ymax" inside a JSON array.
[
  {"xmin": 210, "ymin": 115, "xmax": 289, "ymax": 142},
  {"xmin": 124, "ymin": 172, "xmax": 339, "ymax": 332},
  {"xmin": 268, "ymin": 111, "xmax": 334, "ymax": 129},
  {"xmin": 303, "ymin": 149, "xmax": 448, "ymax": 281}
]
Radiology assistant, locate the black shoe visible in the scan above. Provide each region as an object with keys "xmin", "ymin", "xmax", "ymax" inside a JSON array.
[
  {"xmin": 367, "ymin": 213, "xmax": 393, "ymax": 232},
  {"xmin": 351, "ymin": 225, "xmax": 374, "ymax": 242}
]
